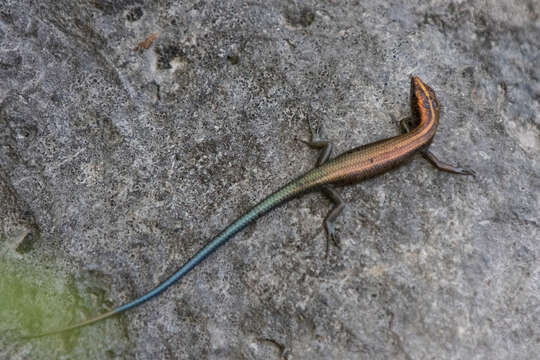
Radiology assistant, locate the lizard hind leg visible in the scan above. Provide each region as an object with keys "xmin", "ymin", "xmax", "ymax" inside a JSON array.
[
  {"xmin": 295, "ymin": 114, "xmax": 345, "ymax": 254},
  {"xmin": 321, "ymin": 185, "xmax": 345, "ymax": 257}
]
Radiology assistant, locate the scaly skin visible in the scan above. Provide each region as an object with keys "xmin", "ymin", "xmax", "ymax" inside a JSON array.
[{"xmin": 22, "ymin": 76, "xmax": 473, "ymax": 338}]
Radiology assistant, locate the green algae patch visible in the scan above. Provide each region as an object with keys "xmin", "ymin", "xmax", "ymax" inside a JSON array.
[
  {"xmin": 0, "ymin": 258, "xmax": 127, "ymax": 359},
  {"xmin": 0, "ymin": 259, "xmax": 75, "ymax": 337}
]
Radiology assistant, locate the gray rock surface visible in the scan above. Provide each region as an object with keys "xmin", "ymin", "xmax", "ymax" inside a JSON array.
[{"xmin": 1, "ymin": 0, "xmax": 538, "ymax": 359}]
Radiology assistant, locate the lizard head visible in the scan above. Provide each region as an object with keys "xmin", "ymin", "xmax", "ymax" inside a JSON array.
[{"xmin": 410, "ymin": 76, "xmax": 440, "ymax": 127}]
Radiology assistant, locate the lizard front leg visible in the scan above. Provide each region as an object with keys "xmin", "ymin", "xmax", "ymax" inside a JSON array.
[{"xmin": 400, "ymin": 117, "xmax": 475, "ymax": 176}]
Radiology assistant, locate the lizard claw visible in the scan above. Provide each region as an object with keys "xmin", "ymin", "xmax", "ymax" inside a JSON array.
[{"xmin": 325, "ymin": 222, "xmax": 340, "ymax": 249}]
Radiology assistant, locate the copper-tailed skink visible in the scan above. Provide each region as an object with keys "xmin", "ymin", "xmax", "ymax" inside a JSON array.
[{"xmin": 22, "ymin": 76, "xmax": 474, "ymax": 338}]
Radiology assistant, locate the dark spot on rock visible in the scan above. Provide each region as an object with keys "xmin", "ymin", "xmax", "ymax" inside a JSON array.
[
  {"xmin": 126, "ymin": 7, "xmax": 143, "ymax": 22},
  {"xmin": 461, "ymin": 66, "xmax": 474, "ymax": 79},
  {"xmin": 12, "ymin": 124, "xmax": 38, "ymax": 142},
  {"xmin": 227, "ymin": 54, "xmax": 239, "ymax": 65},
  {"xmin": 155, "ymin": 44, "xmax": 185, "ymax": 70},
  {"xmin": 283, "ymin": 7, "xmax": 315, "ymax": 28},
  {"xmin": 0, "ymin": 11, "xmax": 14, "ymax": 24},
  {"xmin": 91, "ymin": 0, "xmax": 116, "ymax": 14},
  {"xmin": 0, "ymin": 51, "xmax": 22, "ymax": 70},
  {"xmin": 155, "ymin": 190, "xmax": 170, "ymax": 201},
  {"xmin": 16, "ymin": 231, "xmax": 38, "ymax": 254},
  {"xmin": 50, "ymin": 92, "xmax": 62, "ymax": 104},
  {"xmin": 91, "ymin": 0, "xmax": 138, "ymax": 15}
]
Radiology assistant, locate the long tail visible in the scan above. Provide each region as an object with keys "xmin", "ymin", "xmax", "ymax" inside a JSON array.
[
  {"xmin": 21, "ymin": 310, "xmax": 117, "ymax": 339},
  {"xmin": 22, "ymin": 176, "xmax": 314, "ymax": 339}
]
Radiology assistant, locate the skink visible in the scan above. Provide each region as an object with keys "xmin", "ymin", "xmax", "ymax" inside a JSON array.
[{"xmin": 22, "ymin": 76, "xmax": 474, "ymax": 338}]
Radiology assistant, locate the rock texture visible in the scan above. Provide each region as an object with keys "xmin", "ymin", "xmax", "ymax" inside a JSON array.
[{"xmin": 1, "ymin": 1, "xmax": 538, "ymax": 359}]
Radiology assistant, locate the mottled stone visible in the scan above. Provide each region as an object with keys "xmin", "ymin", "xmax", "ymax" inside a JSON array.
[{"xmin": 1, "ymin": 0, "xmax": 538, "ymax": 359}]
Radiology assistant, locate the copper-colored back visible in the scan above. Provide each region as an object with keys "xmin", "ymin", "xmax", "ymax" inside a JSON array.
[{"xmin": 305, "ymin": 76, "xmax": 441, "ymax": 186}]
